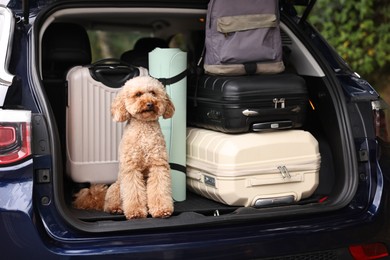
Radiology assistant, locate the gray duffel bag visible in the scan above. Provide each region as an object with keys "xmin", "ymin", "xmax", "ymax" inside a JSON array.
[{"xmin": 204, "ymin": 0, "xmax": 285, "ymax": 75}]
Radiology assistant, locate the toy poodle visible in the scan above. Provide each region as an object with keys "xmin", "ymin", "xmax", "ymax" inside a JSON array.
[{"xmin": 73, "ymin": 76, "xmax": 175, "ymax": 219}]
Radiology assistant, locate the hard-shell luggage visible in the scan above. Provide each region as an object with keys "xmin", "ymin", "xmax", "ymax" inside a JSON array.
[
  {"xmin": 187, "ymin": 73, "xmax": 308, "ymax": 133},
  {"xmin": 203, "ymin": 0, "xmax": 284, "ymax": 75},
  {"xmin": 66, "ymin": 57, "xmax": 188, "ymax": 202},
  {"xmin": 186, "ymin": 127, "xmax": 321, "ymax": 207},
  {"xmin": 65, "ymin": 60, "xmax": 145, "ymax": 184}
]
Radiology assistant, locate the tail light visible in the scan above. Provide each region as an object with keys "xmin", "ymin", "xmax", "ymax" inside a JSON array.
[
  {"xmin": 0, "ymin": 109, "xmax": 31, "ymax": 165},
  {"xmin": 349, "ymin": 242, "xmax": 389, "ymax": 260},
  {"xmin": 372, "ymin": 99, "xmax": 390, "ymax": 143}
]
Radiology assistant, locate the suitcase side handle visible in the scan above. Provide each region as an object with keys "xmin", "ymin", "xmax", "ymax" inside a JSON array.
[
  {"xmin": 252, "ymin": 121, "xmax": 293, "ymax": 131},
  {"xmin": 247, "ymin": 174, "xmax": 303, "ymax": 187}
]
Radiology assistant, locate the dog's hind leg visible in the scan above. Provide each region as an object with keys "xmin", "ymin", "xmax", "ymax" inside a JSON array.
[
  {"xmin": 104, "ymin": 181, "xmax": 123, "ymax": 214},
  {"xmin": 73, "ymin": 184, "xmax": 108, "ymax": 211},
  {"xmin": 120, "ymin": 171, "xmax": 148, "ymax": 219},
  {"xmin": 146, "ymin": 165, "xmax": 174, "ymax": 218}
]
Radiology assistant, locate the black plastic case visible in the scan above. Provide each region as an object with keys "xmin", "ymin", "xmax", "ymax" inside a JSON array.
[{"xmin": 187, "ymin": 73, "xmax": 308, "ymax": 133}]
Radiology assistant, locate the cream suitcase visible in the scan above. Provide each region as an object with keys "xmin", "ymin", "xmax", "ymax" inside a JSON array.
[{"xmin": 186, "ymin": 128, "xmax": 321, "ymax": 207}]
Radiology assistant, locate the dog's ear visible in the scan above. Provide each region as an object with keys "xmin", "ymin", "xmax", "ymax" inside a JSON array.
[
  {"xmin": 163, "ymin": 96, "xmax": 175, "ymax": 119},
  {"xmin": 111, "ymin": 89, "xmax": 131, "ymax": 122}
]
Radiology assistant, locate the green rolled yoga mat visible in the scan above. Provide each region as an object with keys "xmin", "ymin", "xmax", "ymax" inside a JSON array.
[{"xmin": 149, "ymin": 48, "xmax": 187, "ymax": 202}]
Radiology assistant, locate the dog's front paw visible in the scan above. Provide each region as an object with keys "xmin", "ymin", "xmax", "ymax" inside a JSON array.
[
  {"xmin": 124, "ymin": 208, "xmax": 148, "ymax": 219},
  {"xmin": 149, "ymin": 205, "xmax": 174, "ymax": 218}
]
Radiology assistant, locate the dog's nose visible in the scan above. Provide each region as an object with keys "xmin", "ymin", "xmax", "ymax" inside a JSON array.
[{"xmin": 146, "ymin": 103, "xmax": 154, "ymax": 110}]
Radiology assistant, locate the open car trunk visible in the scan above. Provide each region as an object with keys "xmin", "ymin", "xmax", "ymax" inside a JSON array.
[{"xmin": 35, "ymin": 3, "xmax": 358, "ymax": 233}]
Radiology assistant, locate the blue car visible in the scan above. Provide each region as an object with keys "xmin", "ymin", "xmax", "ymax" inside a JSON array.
[{"xmin": 1, "ymin": 0, "xmax": 390, "ymax": 259}]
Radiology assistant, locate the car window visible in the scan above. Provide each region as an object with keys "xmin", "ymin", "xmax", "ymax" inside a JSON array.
[{"xmin": 87, "ymin": 29, "xmax": 153, "ymax": 62}]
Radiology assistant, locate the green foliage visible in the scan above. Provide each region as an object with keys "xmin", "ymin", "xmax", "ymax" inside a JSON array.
[{"xmin": 309, "ymin": 0, "xmax": 390, "ymax": 80}]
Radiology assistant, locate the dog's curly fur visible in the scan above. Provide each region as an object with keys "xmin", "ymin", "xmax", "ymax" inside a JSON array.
[{"xmin": 73, "ymin": 76, "xmax": 175, "ymax": 219}]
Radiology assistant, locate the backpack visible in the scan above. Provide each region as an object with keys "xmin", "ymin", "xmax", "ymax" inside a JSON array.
[{"xmin": 203, "ymin": 0, "xmax": 285, "ymax": 75}]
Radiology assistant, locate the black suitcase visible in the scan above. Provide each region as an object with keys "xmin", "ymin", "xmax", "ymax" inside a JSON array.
[{"xmin": 187, "ymin": 73, "xmax": 308, "ymax": 133}]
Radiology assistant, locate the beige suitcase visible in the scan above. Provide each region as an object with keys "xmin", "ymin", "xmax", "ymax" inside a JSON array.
[{"xmin": 186, "ymin": 128, "xmax": 321, "ymax": 207}]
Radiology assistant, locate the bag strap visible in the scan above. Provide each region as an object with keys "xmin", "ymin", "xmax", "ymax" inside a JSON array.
[
  {"xmin": 244, "ymin": 62, "xmax": 257, "ymax": 75},
  {"xmin": 156, "ymin": 69, "xmax": 187, "ymax": 86},
  {"xmin": 169, "ymin": 163, "xmax": 186, "ymax": 174},
  {"xmin": 191, "ymin": 46, "xmax": 206, "ymax": 107}
]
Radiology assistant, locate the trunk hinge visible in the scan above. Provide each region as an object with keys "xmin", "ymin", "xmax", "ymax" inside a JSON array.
[
  {"xmin": 299, "ymin": 0, "xmax": 317, "ymax": 25},
  {"xmin": 22, "ymin": 0, "xmax": 29, "ymax": 24}
]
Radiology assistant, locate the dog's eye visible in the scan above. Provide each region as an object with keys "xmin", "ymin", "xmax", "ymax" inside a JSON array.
[
  {"xmin": 135, "ymin": 92, "xmax": 142, "ymax": 97},
  {"xmin": 150, "ymin": 91, "xmax": 156, "ymax": 96}
]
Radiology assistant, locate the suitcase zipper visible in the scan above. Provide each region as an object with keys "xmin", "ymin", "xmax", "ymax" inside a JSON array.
[
  {"xmin": 187, "ymin": 155, "xmax": 321, "ymax": 177},
  {"xmin": 190, "ymin": 95, "xmax": 305, "ymax": 107},
  {"xmin": 277, "ymin": 165, "xmax": 291, "ymax": 179}
]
